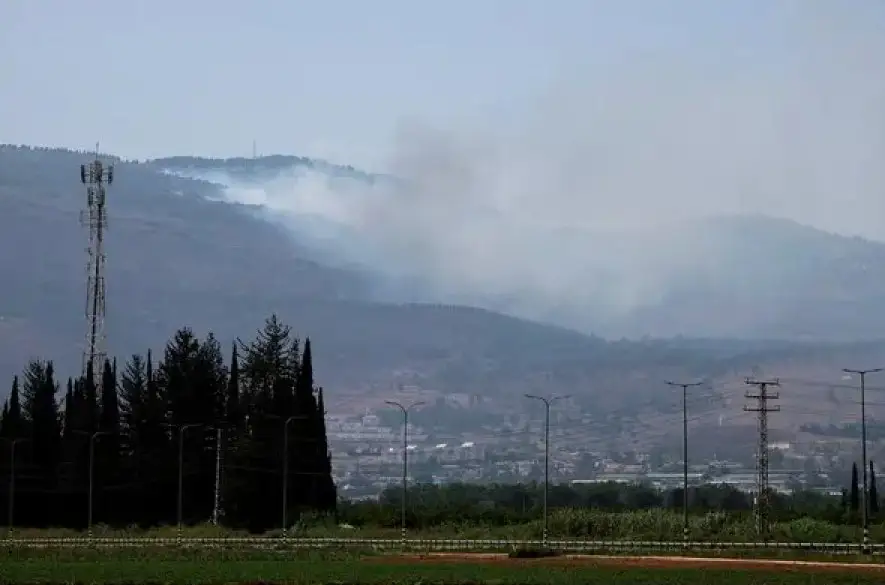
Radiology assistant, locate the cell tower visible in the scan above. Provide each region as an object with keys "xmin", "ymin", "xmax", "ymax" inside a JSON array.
[
  {"xmin": 79, "ymin": 143, "xmax": 114, "ymax": 389},
  {"xmin": 744, "ymin": 377, "xmax": 780, "ymax": 537}
]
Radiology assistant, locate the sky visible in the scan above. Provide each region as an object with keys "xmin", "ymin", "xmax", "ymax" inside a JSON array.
[
  {"xmin": 4, "ymin": 0, "xmax": 885, "ymax": 324},
  {"xmin": 4, "ymin": 0, "xmax": 877, "ymax": 167}
]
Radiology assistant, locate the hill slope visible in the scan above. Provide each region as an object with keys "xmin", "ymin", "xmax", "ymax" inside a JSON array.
[
  {"xmin": 153, "ymin": 155, "xmax": 885, "ymax": 341},
  {"xmin": 5, "ymin": 145, "xmax": 885, "ymax": 448},
  {"xmin": 0, "ymin": 145, "xmax": 715, "ymax": 413}
]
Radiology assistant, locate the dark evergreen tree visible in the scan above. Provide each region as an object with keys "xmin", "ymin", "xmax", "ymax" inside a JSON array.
[
  {"xmin": 156, "ymin": 329, "xmax": 227, "ymax": 526},
  {"xmin": 1, "ymin": 376, "xmax": 23, "ymax": 438},
  {"xmin": 229, "ymin": 314, "xmax": 299, "ymax": 530},
  {"xmin": 21, "ymin": 360, "xmax": 61, "ymax": 526},
  {"xmin": 851, "ymin": 462, "xmax": 860, "ymax": 513},
  {"xmin": 314, "ymin": 386, "xmax": 336, "ymax": 511},
  {"xmin": 95, "ymin": 359, "xmax": 122, "ymax": 523},
  {"xmin": 226, "ymin": 342, "xmax": 240, "ymax": 428},
  {"xmin": 871, "ymin": 461, "xmax": 879, "ymax": 515}
]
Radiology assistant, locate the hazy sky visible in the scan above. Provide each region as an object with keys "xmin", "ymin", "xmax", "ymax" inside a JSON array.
[{"xmin": 4, "ymin": 0, "xmax": 877, "ymax": 167}]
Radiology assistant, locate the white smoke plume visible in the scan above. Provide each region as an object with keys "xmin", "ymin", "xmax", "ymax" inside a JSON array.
[{"xmin": 175, "ymin": 2, "xmax": 885, "ymax": 331}]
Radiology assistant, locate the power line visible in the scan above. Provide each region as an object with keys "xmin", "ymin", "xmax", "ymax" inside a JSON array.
[{"xmin": 744, "ymin": 377, "xmax": 780, "ymax": 537}]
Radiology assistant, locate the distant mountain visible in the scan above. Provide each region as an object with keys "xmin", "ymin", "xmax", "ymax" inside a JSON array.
[
  {"xmin": 4, "ymin": 144, "xmax": 885, "ymax": 448},
  {"xmin": 0, "ymin": 145, "xmax": 720, "ymax": 408},
  {"xmin": 595, "ymin": 214, "xmax": 885, "ymax": 340}
]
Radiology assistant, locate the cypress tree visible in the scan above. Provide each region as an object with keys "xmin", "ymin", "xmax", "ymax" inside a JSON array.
[
  {"xmin": 21, "ymin": 360, "xmax": 61, "ymax": 525},
  {"xmin": 142, "ymin": 349, "xmax": 172, "ymax": 526},
  {"xmin": 226, "ymin": 342, "xmax": 240, "ymax": 428},
  {"xmin": 4, "ymin": 375, "xmax": 23, "ymax": 438},
  {"xmin": 871, "ymin": 461, "xmax": 879, "ymax": 515},
  {"xmin": 97, "ymin": 359, "xmax": 122, "ymax": 519},
  {"xmin": 119, "ymin": 354, "xmax": 146, "ymax": 439},
  {"xmin": 314, "ymin": 386, "xmax": 336, "ymax": 510},
  {"xmin": 62, "ymin": 378, "xmax": 74, "ymax": 436},
  {"xmin": 851, "ymin": 462, "xmax": 860, "ymax": 513}
]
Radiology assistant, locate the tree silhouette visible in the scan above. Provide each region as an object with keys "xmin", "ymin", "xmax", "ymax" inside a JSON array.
[{"xmin": 851, "ymin": 462, "xmax": 860, "ymax": 513}]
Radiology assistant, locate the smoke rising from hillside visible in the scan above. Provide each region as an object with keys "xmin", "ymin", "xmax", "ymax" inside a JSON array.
[{"xmin": 185, "ymin": 3, "xmax": 885, "ymax": 331}]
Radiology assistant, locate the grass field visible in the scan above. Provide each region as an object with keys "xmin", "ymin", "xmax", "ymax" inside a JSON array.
[{"xmin": 2, "ymin": 550, "xmax": 885, "ymax": 584}]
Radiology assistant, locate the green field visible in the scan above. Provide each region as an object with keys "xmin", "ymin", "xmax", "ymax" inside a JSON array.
[
  {"xmin": 0, "ymin": 550, "xmax": 883, "ymax": 585},
  {"xmin": 4, "ymin": 507, "xmax": 882, "ymax": 543}
]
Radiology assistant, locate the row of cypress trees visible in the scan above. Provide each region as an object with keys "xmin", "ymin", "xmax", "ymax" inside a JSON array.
[
  {"xmin": 846, "ymin": 461, "xmax": 880, "ymax": 515},
  {"xmin": 0, "ymin": 315, "xmax": 335, "ymax": 532}
]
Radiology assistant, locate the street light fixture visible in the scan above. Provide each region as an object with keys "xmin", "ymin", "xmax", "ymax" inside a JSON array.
[
  {"xmin": 163, "ymin": 422, "xmax": 203, "ymax": 542},
  {"xmin": 72, "ymin": 430, "xmax": 114, "ymax": 537},
  {"xmin": 385, "ymin": 399, "xmax": 425, "ymax": 547},
  {"xmin": 842, "ymin": 367, "xmax": 883, "ymax": 554},
  {"xmin": 665, "ymin": 380, "xmax": 704, "ymax": 546},
  {"xmin": 260, "ymin": 413, "xmax": 308, "ymax": 537},
  {"xmin": 524, "ymin": 393, "xmax": 570, "ymax": 545}
]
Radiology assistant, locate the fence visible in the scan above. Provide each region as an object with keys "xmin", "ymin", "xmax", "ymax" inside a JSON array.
[{"xmin": 3, "ymin": 536, "xmax": 885, "ymax": 555}]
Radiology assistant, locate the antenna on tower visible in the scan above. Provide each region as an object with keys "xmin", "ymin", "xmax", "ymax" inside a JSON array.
[{"xmin": 79, "ymin": 143, "xmax": 114, "ymax": 391}]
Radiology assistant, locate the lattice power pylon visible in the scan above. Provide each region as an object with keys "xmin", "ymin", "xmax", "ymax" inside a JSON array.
[
  {"xmin": 79, "ymin": 145, "xmax": 114, "ymax": 389},
  {"xmin": 744, "ymin": 377, "xmax": 780, "ymax": 537}
]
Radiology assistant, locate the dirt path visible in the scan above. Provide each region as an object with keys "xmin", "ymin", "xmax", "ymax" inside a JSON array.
[{"xmin": 367, "ymin": 552, "xmax": 885, "ymax": 574}]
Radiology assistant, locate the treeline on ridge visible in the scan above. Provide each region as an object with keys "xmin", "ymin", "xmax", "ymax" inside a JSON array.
[{"xmin": 0, "ymin": 315, "xmax": 335, "ymax": 532}]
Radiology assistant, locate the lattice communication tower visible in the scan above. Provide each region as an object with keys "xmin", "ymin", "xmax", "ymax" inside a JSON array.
[{"xmin": 80, "ymin": 146, "xmax": 114, "ymax": 389}]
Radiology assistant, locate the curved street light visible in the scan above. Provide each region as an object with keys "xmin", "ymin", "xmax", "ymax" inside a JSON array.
[
  {"xmin": 524, "ymin": 393, "xmax": 570, "ymax": 545},
  {"xmin": 385, "ymin": 399, "xmax": 425, "ymax": 546}
]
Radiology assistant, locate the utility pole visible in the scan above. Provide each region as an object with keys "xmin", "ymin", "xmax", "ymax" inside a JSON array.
[
  {"xmin": 843, "ymin": 367, "xmax": 883, "ymax": 555},
  {"xmin": 385, "ymin": 399, "xmax": 425, "ymax": 549},
  {"xmin": 524, "ymin": 393, "xmax": 569, "ymax": 546},
  {"xmin": 744, "ymin": 378, "xmax": 780, "ymax": 537},
  {"xmin": 1, "ymin": 438, "xmax": 28, "ymax": 540},
  {"xmin": 666, "ymin": 380, "xmax": 703, "ymax": 545}
]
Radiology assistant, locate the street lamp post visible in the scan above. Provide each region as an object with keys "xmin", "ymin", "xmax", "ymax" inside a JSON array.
[
  {"xmin": 666, "ymin": 380, "xmax": 703, "ymax": 546},
  {"xmin": 281, "ymin": 415, "xmax": 299, "ymax": 538},
  {"xmin": 72, "ymin": 430, "xmax": 113, "ymax": 538},
  {"xmin": 385, "ymin": 399, "xmax": 425, "ymax": 547},
  {"xmin": 0, "ymin": 438, "xmax": 28, "ymax": 539},
  {"xmin": 843, "ymin": 367, "xmax": 883, "ymax": 554},
  {"xmin": 164, "ymin": 423, "xmax": 203, "ymax": 543},
  {"xmin": 524, "ymin": 393, "xmax": 569, "ymax": 546},
  {"xmin": 255, "ymin": 413, "xmax": 307, "ymax": 537}
]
